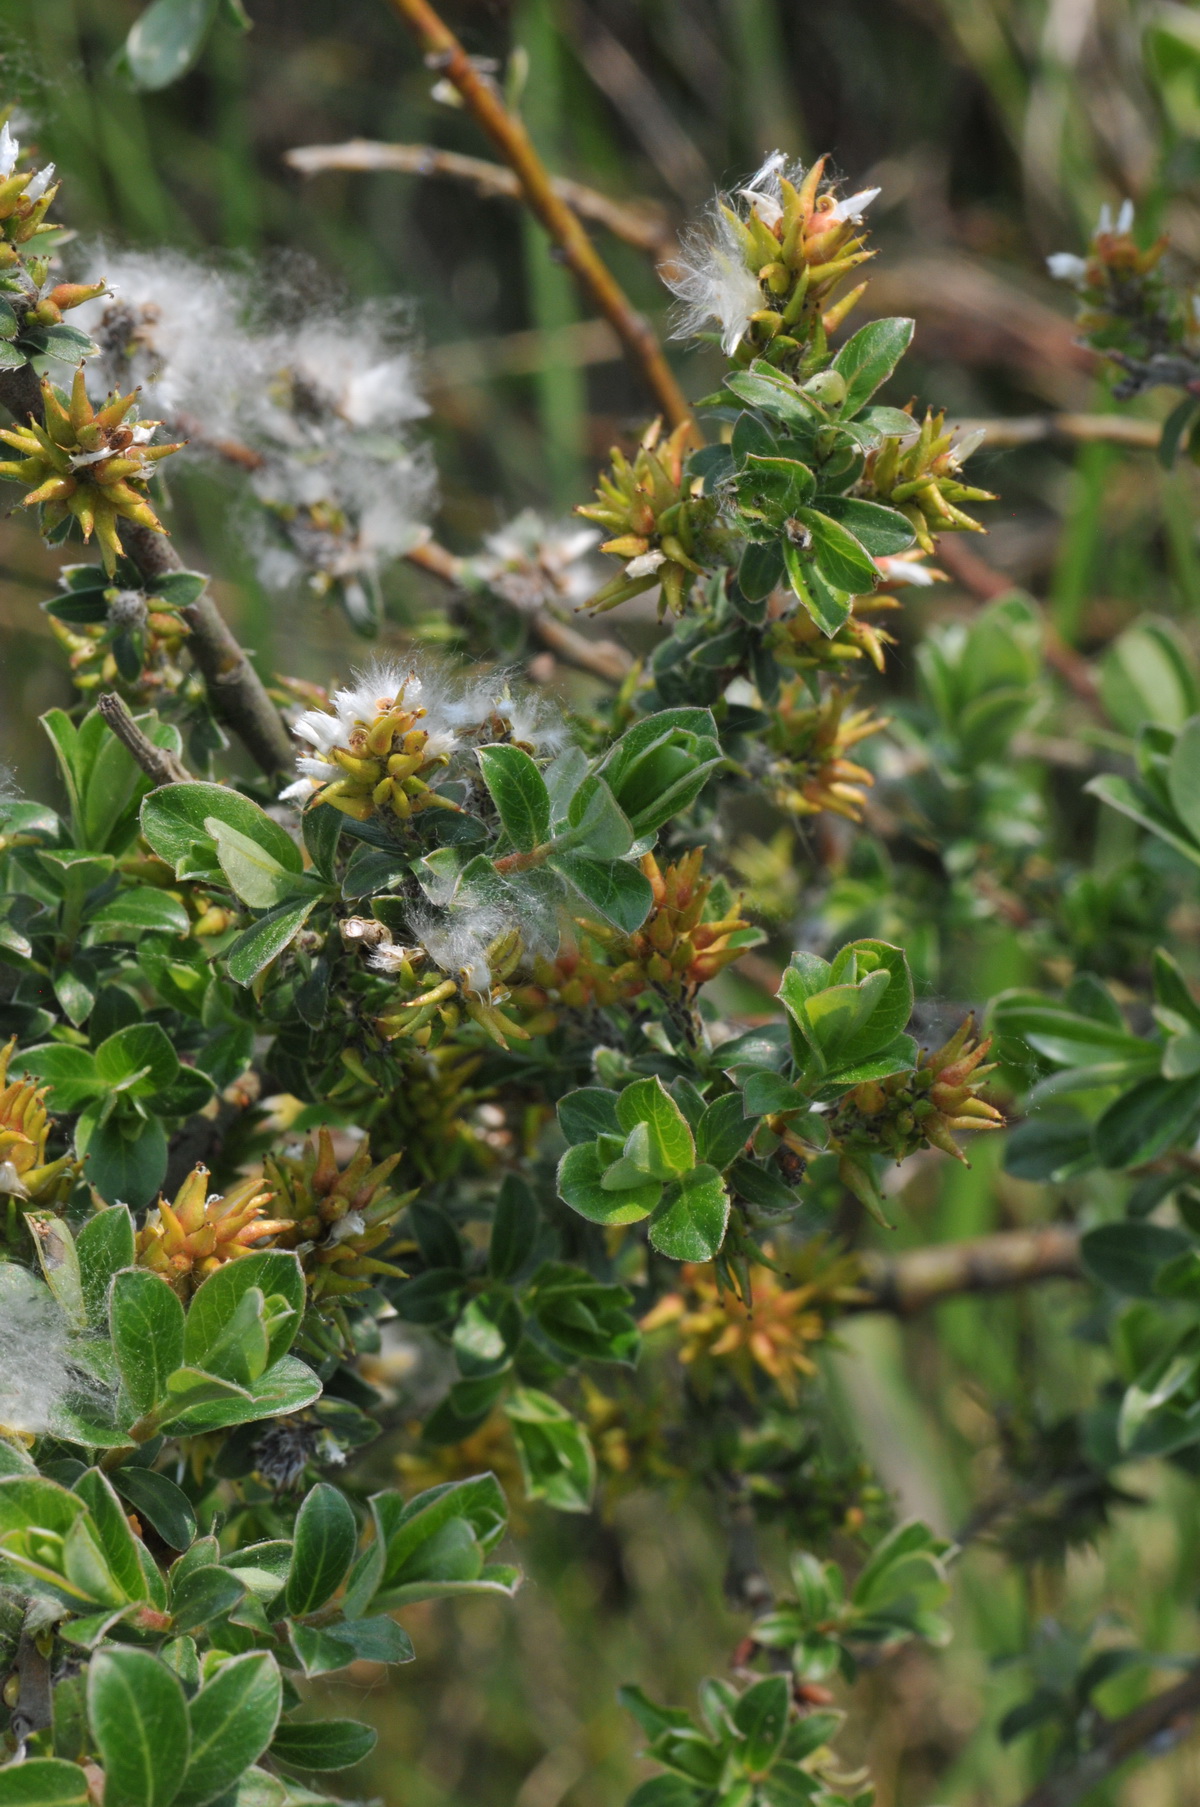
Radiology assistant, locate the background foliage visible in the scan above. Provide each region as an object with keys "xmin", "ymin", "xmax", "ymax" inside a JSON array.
[{"xmin": 5, "ymin": 3, "xmax": 1200, "ymax": 1807}]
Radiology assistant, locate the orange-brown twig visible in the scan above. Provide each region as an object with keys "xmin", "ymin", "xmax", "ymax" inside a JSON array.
[{"xmin": 382, "ymin": 0, "xmax": 693, "ymax": 430}]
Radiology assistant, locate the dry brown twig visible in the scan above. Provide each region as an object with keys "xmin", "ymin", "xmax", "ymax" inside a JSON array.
[
  {"xmin": 382, "ymin": 0, "xmax": 692, "ymax": 430},
  {"xmin": 854, "ymin": 1226, "xmax": 1082, "ymax": 1317},
  {"xmin": 1013, "ymin": 1663, "xmax": 1200, "ymax": 1807},
  {"xmin": 118, "ymin": 521, "xmax": 295, "ymax": 776},
  {"xmin": 285, "ymin": 139, "xmax": 676, "ymax": 259},
  {"xmin": 96, "ymin": 693, "xmax": 190, "ymax": 787},
  {"xmin": 954, "ymin": 412, "xmax": 1161, "ymax": 450},
  {"xmin": 404, "ymin": 537, "xmax": 633, "ymax": 685}
]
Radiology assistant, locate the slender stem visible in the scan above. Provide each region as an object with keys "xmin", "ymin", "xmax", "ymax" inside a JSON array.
[
  {"xmin": 852, "ymin": 1226, "xmax": 1082, "ymax": 1316},
  {"xmin": 953, "ymin": 413, "xmax": 1161, "ymax": 450},
  {"xmin": 96, "ymin": 693, "xmax": 191, "ymax": 786},
  {"xmin": 382, "ymin": 0, "xmax": 693, "ymax": 430},
  {"xmin": 118, "ymin": 521, "xmax": 295, "ymax": 776},
  {"xmin": 404, "ymin": 536, "xmax": 634, "ymax": 684},
  {"xmin": 1013, "ymin": 1663, "xmax": 1200, "ymax": 1807},
  {"xmin": 284, "ymin": 138, "xmax": 676, "ymax": 258}
]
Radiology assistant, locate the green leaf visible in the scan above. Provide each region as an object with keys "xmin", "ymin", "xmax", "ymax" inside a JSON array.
[
  {"xmin": 289, "ymin": 1616, "xmax": 413, "ymax": 1679},
  {"xmin": 1085, "ymin": 772, "xmax": 1200, "ymax": 869},
  {"xmin": 562, "ymin": 776, "xmax": 634, "ymax": 860},
  {"xmin": 738, "ymin": 540, "xmax": 785, "ymax": 602},
  {"xmin": 161, "ymin": 1355, "xmax": 321, "ymax": 1435},
  {"xmin": 476, "ymin": 745, "xmax": 551, "ymax": 853},
  {"xmin": 170, "ymin": 1563, "xmax": 246, "ymax": 1632},
  {"xmin": 783, "ymin": 940, "xmax": 913, "ymax": 1072},
  {"xmin": 110, "ymin": 1268, "xmax": 185, "ymax": 1413},
  {"xmin": 357, "ymin": 1474, "xmax": 510, "ymax": 1612},
  {"xmin": 696, "ymin": 1093, "xmax": 751, "ymax": 1169},
  {"xmin": 87, "ymin": 1648, "xmax": 190, "ymax": 1807},
  {"xmin": 72, "ymin": 1468, "xmax": 145, "ymax": 1602},
  {"xmin": 728, "ymin": 363, "xmax": 825, "ymax": 430},
  {"xmin": 550, "ymin": 853, "xmax": 654, "ymax": 933},
  {"xmin": 556, "ymin": 1087, "xmax": 622, "ymax": 1145},
  {"xmin": 597, "ymin": 709, "xmax": 723, "ymax": 837},
  {"xmin": 793, "ymin": 507, "xmax": 880, "ymax": 594},
  {"xmin": 819, "ymin": 496, "xmax": 915, "ymax": 556},
  {"xmin": 176, "ymin": 1653, "xmax": 282, "ymax": 1807},
  {"xmin": 10, "ymin": 1044, "xmax": 100, "ymax": 1112},
  {"xmin": 53, "ymin": 966, "xmax": 95, "ymax": 1029},
  {"xmin": 615, "ymin": 1077, "xmax": 696, "ymax": 1176},
  {"xmin": 0, "ymin": 1761, "xmax": 91, "ymax": 1806},
  {"xmin": 26, "ymin": 1211, "xmax": 86, "ymax": 1331},
  {"xmin": 38, "ymin": 325, "xmax": 99, "ymax": 366},
  {"xmin": 530, "ymin": 1264, "xmax": 639, "ymax": 1365},
  {"xmin": 1102, "ymin": 622, "xmax": 1199, "ymax": 737},
  {"xmin": 1080, "ymin": 1222, "xmax": 1191, "ymax": 1297},
  {"xmin": 823, "ymin": 1037, "xmax": 917, "ymax": 1088},
  {"xmin": 76, "ymin": 1107, "xmax": 168, "ymax": 1210},
  {"xmin": 269, "ymin": 1719, "xmax": 377, "ymax": 1773},
  {"xmin": 89, "ymin": 888, "xmax": 190, "ymax": 936},
  {"xmin": 96, "ymin": 1023, "xmax": 179, "ymax": 1097},
  {"xmin": 111, "ymin": 1466, "xmax": 197, "ymax": 1550},
  {"xmin": 782, "ymin": 543, "xmax": 852, "ymax": 635},
  {"xmin": 285, "ymin": 1483, "xmax": 359, "ymax": 1616},
  {"xmin": 1168, "ymin": 716, "xmax": 1200, "ymax": 846},
  {"xmin": 505, "ymin": 1389, "xmax": 596, "ymax": 1512},
  {"xmin": 206, "ymin": 816, "xmax": 306, "ymax": 910},
  {"xmin": 0, "ymin": 1475, "xmax": 87, "ymax": 1540},
  {"xmin": 123, "ymin": 0, "xmax": 220, "ymax": 90},
  {"xmin": 148, "ymin": 1067, "xmax": 217, "ymax": 1118},
  {"xmin": 301, "ymin": 803, "xmax": 342, "ymax": 879},
  {"xmin": 1093, "ymin": 1074, "xmax": 1200, "ymax": 1169},
  {"xmin": 557, "ymin": 1140, "xmax": 659, "ymax": 1224},
  {"xmin": 185, "ymin": 1251, "xmax": 305, "ymax": 1371},
  {"xmin": 453, "ymin": 1290, "xmax": 521, "ymax": 1375},
  {"xmin": 648, "ymin": 1166, "xmax": 729, "ymax": 1261},
  {"xmin": 732, "ymin": 1675, "xmax": 790, "ymax": 1772},
  {"xmin": 141, "ymin": 782, "xmax": 301, "ymax": 878},
  {"xmin": 741, "ymin": 452, "xmax": 816, "ymax": 509},
  {"xmin": 1159, "ymin": 393, "xmax": 1200, "ymax": 469},
  {"xmin": 488, "ymin": 1173, "xmax": 540, "ymax": 1280},
  {"xmin": 225, "ymin": 1774, "xmax": 283, "ymax": 1807},
  {"xmin": 861, "ymin": 404, "xmax": 922, "ymax": 437},
  {"xmin": 831, "ymin": 317, "xmax": 915, "ymax": 414},
  {"xmin": 225, "ymin": 897, "xmax": 318, "ymax": 986}
]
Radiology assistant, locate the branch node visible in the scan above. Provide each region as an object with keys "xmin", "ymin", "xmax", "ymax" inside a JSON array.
[{"xmin": 97, "ymin": 693, "xmax": 190, "ymax": 787}]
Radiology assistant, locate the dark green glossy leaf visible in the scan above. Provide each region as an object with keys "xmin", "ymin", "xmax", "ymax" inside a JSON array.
[
  {"xmin": 87, "ymin": 1648, "xmax": 190, "ymax": 1807},
  {"xmin": 285, "ymin": 1483, "xmax": 359, "ymax": 1616}
]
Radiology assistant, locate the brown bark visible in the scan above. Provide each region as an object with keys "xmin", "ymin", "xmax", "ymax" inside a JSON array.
[
  {"xmin": 1015, "ymin": 1664, "xmax": 1200, "ymax": 1807},
  {"xmin": 853, "ymin": 1226, "xmax": 1083, "ymax": 1317},
  {"xmin": 285, "ymin": 139, "xmax": 675, "ymax": 259},
  {"xmin": 96, "ymin": 692, "xmax": 191, "ymax": 786},
  {"xmin": 404, "ymin": 536, "xmax": 634, "ymax": 685},
  {"xmin": 118, "ymin": 521, "xmax": 294, "ymax": 776}
]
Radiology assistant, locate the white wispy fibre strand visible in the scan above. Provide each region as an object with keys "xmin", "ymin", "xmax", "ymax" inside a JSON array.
[
  {"xmin": 664, "ymin": 152, "xmax": 881, "ymax": 354},
  {"xmin": 0, "ymin": 1268, "xmax": 97, "ymax": 1437},
  {"xmin": 0, "ymin": 119, "xmax": 54, "ymax": 200},
  {"xmin": 71, "ymin": 249, "xmax": 436, "ymax": 593},
  {"xmin": 282, "ymin": 656, "xmax": 567, "ymax": 806},
  {"xmin": 470, "ymin": 510, "xmax": 601, "ymax": 612}
]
